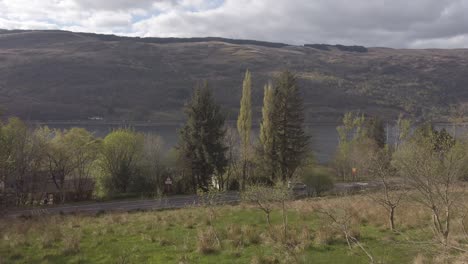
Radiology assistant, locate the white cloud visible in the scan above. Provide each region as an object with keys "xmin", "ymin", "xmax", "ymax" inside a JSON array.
[{"xmin": 0, "ymin": 0, "xmax": 467, "ymax": 48}]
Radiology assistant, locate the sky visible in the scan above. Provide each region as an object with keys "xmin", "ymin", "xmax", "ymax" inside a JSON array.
[{"xmin": 1, "ymin": 0, "xmax": 468, "ymax": 48}]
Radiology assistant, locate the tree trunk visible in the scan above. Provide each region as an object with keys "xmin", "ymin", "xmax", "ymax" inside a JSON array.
[
  {"xmin": 282, "ymin": 200, "xmax": 287, "ymax": 238},
  {"xmin": 389, "ymin": 207, "xmax": 395, "ymax": 231},
  {"xmin": 241, "ymin": 160, "xmax": 247, "ymax": 191}
]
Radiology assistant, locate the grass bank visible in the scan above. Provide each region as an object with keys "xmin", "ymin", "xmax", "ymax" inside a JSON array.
[{"xmin": 0, "ymin": 194, "xmax": 464, "ymax": 263}]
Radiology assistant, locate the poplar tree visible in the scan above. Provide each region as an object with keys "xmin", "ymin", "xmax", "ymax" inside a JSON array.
[
  {"xmin": 257, "ymin": 71, "xmax": 309, "ymax": 183},
  {"xmin": 258, "ymin": 82, "xmax": 277, "ymax": 182},
  {"xmin": 237, "ymin": 70, "xmax": 252, "ymax": 189},
  {"xmin": 178, "ymin": 82, "xmax": 228, "ymax": 192}
]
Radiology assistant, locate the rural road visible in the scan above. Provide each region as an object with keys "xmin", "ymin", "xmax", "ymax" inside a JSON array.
[
  {"xmin": 3, "ymin": 192, "xmax": 241, "ymax": 218},
  {"xmin": 2, "ymin": 182, "xmax": 379, "ymax": 218}
]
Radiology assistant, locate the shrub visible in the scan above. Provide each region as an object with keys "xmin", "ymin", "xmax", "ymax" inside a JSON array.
[
  {"xmin": 62, "ymin": 230, "xmax": 81, "ymax": 255},
  {"xmin": 412, "ymin": 254, "xmax": 428, "ymax": 264},
  {"xmin": 226, "ymin": 224, "xmax": 243, "ymax": 246},
  {"xmin": 250, "ymin": 254, "xmax": 280, "ymax": 264},
  {"xmin": 197, "ymin": 229, "xmax": 220, "ymax": 254},
  {"xmin": 301, "ymin": 167, "xmax": 334, "ymax": 196},
  {"xmin": 242, "ymin": 225, "xmax": 261, "ymax": 245},
  {"xmin": 314, "ymin": 225, "xmax": 338, "ymax": 246},
  {"xmin": 39, "ymin": 228, "xmax": 62, "ymax": 249}
]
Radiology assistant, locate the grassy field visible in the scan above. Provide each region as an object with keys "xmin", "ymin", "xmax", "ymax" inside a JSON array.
[{"xmin": 0, "ymin": 194, "xmax": 465, "ymax": 264}]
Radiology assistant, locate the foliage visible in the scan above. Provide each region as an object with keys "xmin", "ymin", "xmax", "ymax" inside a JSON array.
[
  {"xmin": 273, "ymin": 71, "xmax": 310, "ymax": 182},
  {"xmin": 300, "ymin": 166, "xmax": 334, "ymax": 196},
  {"xmin": 45, "ymin": 128, "xmax": 101, "ymax": 202},
  {"xmin": 222, "ymin": 127, "xmax": 241, "ymax": 191},
  {"xmin": 237, "ymin": 70, "xmax": 252, "ymax": 190},
  {"xmin": 256, "ymin": 72, "xmax": 309, "ymax": 184},
  {"xmin": 97, "ymin": 129, "xmax": 144, "ymax": 196},
  {"xmin": 393, "ymin": 128, "xmax": 468, "ymax": 247},
  {"xmin": 127, "ymin": 134, "xmax": 169, "ymax": 196},
  {"xmin": 256, "ymin": 82, "xmax": 277, "ymax": 183},
  {"xmin": 178, "ymin": 82, "xmax": 228, "ymax": 192},
  {"xmin": 0, "ymin": 118, "xmax": 49, "ymax": 205},
  {"xmin": 334, "ymin": 112, "xmax": 383, "ymax": 181}
]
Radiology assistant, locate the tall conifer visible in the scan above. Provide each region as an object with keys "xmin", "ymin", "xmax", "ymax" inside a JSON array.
[
  {"xmin": 178, "ymin": 82, "xmax": 228, "ymax": 191},
  {"xmin": 273, "ymin": 71, "xmax": 309, "ymax": 182}
]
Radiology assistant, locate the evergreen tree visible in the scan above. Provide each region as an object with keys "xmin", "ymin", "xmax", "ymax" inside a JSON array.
[
  {"xmin": 237, "ymin": 70, "xmax": 252, "ymax": 189},
  {"xmin": 178, "ymin": 82, "xmax": 228, "ymax": 192},
  {"xmin": 364, "ymin": 116, "xmax": 386, "ymax": 148},
  {"xmin": 258, "ymin": 82, "xmax": 277, "ymax": 182},
  {"xmin": 273, "ymin": 71, "xmax": 309, "ymax": 182}
]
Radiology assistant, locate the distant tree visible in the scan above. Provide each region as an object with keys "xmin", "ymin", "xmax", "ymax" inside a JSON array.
[
  {"xmin": 178, "ymin": 82, "xmax": 228, "ymax": 192},
  {"xmin": 136, "ymin": 134, "xmax": 167, "ymax": 195},
  {"xmin": 46, "ymin": 130, "xmax": 76, "ymax": 202},
  {"xmin": 273, "ymin": 71, "xmax": 309, "ymax": 182},
  {"xmin": 394, "ymin": 114, "xmax": 411, "ymax": 150},
  {"xmin": 364, "ymin": 116, "xmax": 386, "ymax": 148},
  {"xmin": 0, "ymin": 118, "xmax": 49, "ymax": 205},
  {"xmin": 223, "ymin": 126, "xmax": 240, "ymax": 190},
  {"xmin": 237, "ymin": 70, "xmax": 252, "ymax": 190},
  {"xmin": 300, "ymin": 166, "xmax": 334, "ymax": 196},
  {"xmin": 335, "ymin": 112, "xmax": 363, "ymax": 181},
  {"xmin": 257, "ymin": 82, "xmax": 277, "ymax": 183},
  {"xmin": 98, "ymin": 129, "xmax": 144, "ymax": 195},
  {"xmin": 334, "ymin": 112, "xmax": 383, "ymax": 181},
  {"xmin": 62, "ymin": 128, "xmax": 100, "ymax": 200}
]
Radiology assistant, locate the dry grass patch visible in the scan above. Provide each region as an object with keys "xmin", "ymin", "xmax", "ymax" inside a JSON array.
[
  {"xmin": 197, "ymin": 228, "xmax": 221, "ymax": 254},
  {"xmin": 62, "ymin": 230, "xmax": 81, "ymax": 255},
  {"xmin": 39, "ymin": 227, "xmax": 63, "ymax": 249}
]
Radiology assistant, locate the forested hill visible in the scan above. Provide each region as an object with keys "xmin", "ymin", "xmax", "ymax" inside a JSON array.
[{"xmin": 1, "ymin": 29, "xmax": 468, "ymax": 122}]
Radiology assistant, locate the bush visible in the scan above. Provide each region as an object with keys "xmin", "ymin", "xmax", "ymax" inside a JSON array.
[
  {"xmin": 301, "ymin": 167, "xmax": 334, "ymax": 196},
  {"xmin": 196, "ymin": 229, "xmax": 220, "ymax": 254},
  {"xmin": 314, "ymin": 225, "xmax": 338, "ymax": 246},
  {"xmin": 62, "ymin": 230, "xmax": 81, "ymax": 255},
  {"xmin": 39, "ymin": 228, "xmax": 62, "ymax": 249}
]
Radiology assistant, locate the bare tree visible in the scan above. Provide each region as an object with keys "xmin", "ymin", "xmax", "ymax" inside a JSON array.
[
  {"xmin": 393, "ymin": 136, "xmax": 468, "ymax": 249},
  {"xmin": 367, "ymin": 148, "xmax": 406, "ymax": 231},
  {"xmin": 141, "ymin": 134, "xmax": 166, "ymax": 195},
  {"xmin": 242, "ymin": 184, "xmax": 292, "ymax": 237},
  {"xmin": 314, "ymin": 202, "xmax": 375, "ymax": 263}
]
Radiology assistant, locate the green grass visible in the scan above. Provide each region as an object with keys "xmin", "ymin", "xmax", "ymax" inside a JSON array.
[{"xmin": 0, "ymin": 201, "xmax": 436, "ymax": 264}]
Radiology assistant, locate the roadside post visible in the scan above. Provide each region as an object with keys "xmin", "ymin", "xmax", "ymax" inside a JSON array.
[
  {"xmin": 164, "ymin": 177, "xmax": 173, "ymax": 194},
  {"xmin": 352, "ymin": 167, "xmax": 357, "ymax": 181}
]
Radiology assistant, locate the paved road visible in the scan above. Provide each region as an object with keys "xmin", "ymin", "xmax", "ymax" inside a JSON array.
[
  {"xmin": 2, "ymin": 182, "xmax": 383, "ymax": 218},
  {"xmin": 3, "ymin": 192, "xmax": 240, "ymax": 218}
]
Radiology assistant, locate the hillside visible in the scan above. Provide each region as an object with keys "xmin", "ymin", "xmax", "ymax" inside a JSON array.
[{"xmin": 1, "ymin": 29, "xmax": 468, "ymax": 122}]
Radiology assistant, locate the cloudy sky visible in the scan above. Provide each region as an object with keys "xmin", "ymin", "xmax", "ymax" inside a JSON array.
[{"xmin": 1, "ymin": 0, "xmax": 467, "ymax": 48}]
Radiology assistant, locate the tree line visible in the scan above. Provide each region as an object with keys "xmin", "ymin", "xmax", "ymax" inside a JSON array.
[{"xmin": 0, "ymin": 70, "xmax": 310, "ymax": 206}]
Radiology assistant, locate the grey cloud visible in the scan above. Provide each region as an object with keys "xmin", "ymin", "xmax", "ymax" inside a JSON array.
[
  {"xmin": 133, "ymin": 0, "xmax": 468, "ymax": 48},
  {"xmin": 72, "ymin": 0, "xmax": 157, "ymax": 11},
  {"xmin": 1, "ymin": 0, "xmax": 468, "ymax": 48}
]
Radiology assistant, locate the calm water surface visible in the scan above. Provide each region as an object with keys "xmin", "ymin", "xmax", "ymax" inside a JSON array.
[{"xmin": 33, "ymin": 122, "xmax": 468, "ymax": 163}]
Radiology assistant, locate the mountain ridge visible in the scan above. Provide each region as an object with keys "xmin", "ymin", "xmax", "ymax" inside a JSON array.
[{"xmin": 1, "ymin": 29, "xmax": 468, "ymax": 122}]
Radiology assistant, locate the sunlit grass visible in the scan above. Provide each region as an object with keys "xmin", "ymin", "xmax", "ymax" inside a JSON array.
[{"xmin": 0, "ymin": 195, "xmax": 442, "ymax": 263}]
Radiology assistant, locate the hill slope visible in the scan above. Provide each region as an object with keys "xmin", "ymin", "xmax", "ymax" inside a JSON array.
[{"xmin": 1, "ymin": 29, "xmax": 468, "ymax": 121}]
